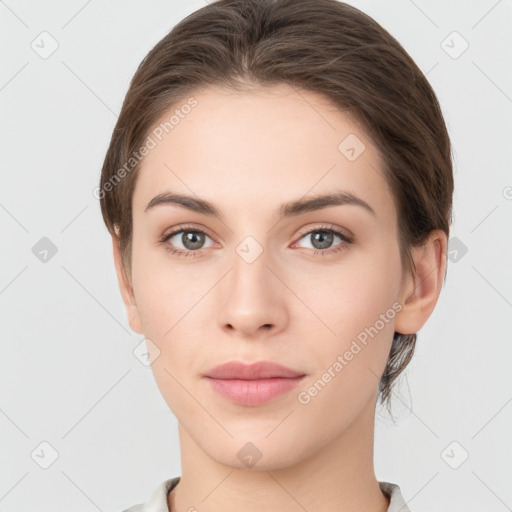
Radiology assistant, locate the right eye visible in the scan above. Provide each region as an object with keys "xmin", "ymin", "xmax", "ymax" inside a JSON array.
[{"xmin": 161, "ymin": 227, "xmax": 215, "ymax": 256}]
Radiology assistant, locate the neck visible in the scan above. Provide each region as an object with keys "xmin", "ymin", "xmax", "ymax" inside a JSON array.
[{"xmin": 169, "ymin": 394, "xmax": 389, "ymax": 512}]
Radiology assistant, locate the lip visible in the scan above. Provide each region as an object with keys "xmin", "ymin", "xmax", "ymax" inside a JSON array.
[
  {"xmin": 204, "ymin": 360, "xmax": 305, "ymax": 379},
  {"xmin": 203, "ymin": 361, "xmax": 306, "ymax": 407}
]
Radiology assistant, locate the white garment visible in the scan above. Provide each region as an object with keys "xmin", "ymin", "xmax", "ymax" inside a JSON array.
[{"xmin": 121, "ymin": 477, "xmax": 411, "ymax": 512}]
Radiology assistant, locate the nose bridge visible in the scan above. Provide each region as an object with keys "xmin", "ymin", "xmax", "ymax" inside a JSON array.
[
  {"xmin": 217, "ymin": 234, "xmax": 287, "ymax": 334},
  {"xmin": 230, "ymin": 235, "xmax": 274, "ymax": 303}
]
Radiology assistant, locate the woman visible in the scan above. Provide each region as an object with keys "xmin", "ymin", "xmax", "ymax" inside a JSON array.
[{"xmin": 99, "ymin": 0, "xmax": 453, "ymax": 510}]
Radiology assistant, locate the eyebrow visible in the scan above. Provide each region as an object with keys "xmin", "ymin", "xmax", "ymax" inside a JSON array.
[{"xmin": 144, "ymin": 190, "xmax": 376, "ymax": 219}]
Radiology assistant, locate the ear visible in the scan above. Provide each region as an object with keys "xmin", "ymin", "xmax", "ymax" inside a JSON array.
[
  {"xmin": 112, "ymin": 232, "xmax": 143, "ymax": 334},
  {"xmin": 394, "ymin": 229, "xmax": 447, "ymax": 335}
]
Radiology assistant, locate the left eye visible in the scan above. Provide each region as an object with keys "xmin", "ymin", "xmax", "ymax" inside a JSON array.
[
  {"xmin": 165, "ymin": 230, "xmax": 215, "ymax": 251},
  {"xmin": 295, "ymin": 229, "xmax": 349, "ymax": 251}
]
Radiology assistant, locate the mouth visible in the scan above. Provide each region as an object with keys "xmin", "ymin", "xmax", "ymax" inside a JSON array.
[{"xmin": 203, "ymin": 360, "xmax": 306, "ymax": 407}]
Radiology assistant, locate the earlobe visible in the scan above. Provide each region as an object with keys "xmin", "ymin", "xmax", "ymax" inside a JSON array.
[
  {"xmin": 394, "ymin": 230, "xmax": 447, "ymax": 335},
  {"xmin": 111, "ymin": 234, "xmax": 143, "ymax": 334}
]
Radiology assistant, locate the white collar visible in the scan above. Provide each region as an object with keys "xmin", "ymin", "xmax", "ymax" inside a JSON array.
[{"xmin": 123, "ymin": 477, "xmax": 411, "ymax": 512}]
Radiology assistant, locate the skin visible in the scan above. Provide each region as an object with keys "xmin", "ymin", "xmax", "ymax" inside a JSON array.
[{"xmin": 112, "ymin": 83, "xmax": 447, "ymax": 512}]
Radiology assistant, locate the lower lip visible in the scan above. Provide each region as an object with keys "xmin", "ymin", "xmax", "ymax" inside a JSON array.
[{"xmin": 204, "ymin": 376, "xmax": 306, "ymax": 406}]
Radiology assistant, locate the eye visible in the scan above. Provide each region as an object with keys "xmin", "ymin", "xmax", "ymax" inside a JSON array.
[
  {"xmin": 293, "ymin": 225, "xmax": 353, "ymax": 255},
  {"xmin": 160, "ymin": 224, "xmax": 353, "ymax": 258},
  {"xmin": 161, "ymin": 225, "xmax": 215, "ymax": 256}
]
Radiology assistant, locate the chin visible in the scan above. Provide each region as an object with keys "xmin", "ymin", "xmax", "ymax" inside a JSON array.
[{"xmin": 202, "ymin": 434, "xmax": 313, "ymax": 472}]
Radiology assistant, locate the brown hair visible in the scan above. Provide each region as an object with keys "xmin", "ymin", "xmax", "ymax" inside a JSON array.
[{"xmin": 99, "ymin": 0, "xmax": 453, "ymax": 412}]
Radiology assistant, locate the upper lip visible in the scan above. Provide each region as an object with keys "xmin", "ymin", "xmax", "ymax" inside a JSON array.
[{"xmin": 204, "ymin": 361, "xmax": 306, "ymax": 380}]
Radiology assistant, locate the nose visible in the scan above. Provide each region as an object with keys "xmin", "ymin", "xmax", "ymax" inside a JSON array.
[{"xmin": 217, "ymin": 246, "xmax": 288, "ymax": 338}]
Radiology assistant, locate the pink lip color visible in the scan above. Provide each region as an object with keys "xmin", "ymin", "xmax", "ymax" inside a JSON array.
[
  {"xmin": 203, "ymin": 360, "xmax": 306, "ymax": 406},
  {"xmin": 205, "ymin": 375, "xmax": 306, "ymax": 406}
]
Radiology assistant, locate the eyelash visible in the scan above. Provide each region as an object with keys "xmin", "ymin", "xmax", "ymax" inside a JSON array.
[{"xmin": 160, "ymin": 223, "xmax": 354, "ymax": 258}]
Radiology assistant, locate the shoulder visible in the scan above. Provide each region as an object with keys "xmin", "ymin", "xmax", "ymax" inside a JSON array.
[
  {"xmin": 120, "ymin": 476, "xmax": 181, "ymax": 512},
  {"xmin": 379, "ymin": 481, "xmax": 411, "ymax": 512}
]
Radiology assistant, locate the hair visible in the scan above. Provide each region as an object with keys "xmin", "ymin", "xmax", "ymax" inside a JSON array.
[{"xmin": 99, "ymin": 0, "xmax": 453, "ymax": 413}]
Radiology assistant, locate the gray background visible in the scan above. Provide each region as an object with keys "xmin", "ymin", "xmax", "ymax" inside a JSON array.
[{"xmin": 1, "ymin": 0, "xmax": 511, "ymax": 510}]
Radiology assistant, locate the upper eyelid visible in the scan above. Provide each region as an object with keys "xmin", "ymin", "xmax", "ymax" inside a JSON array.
[
  {"xmin": 296, "ymin": 223, "xmax": 351, "ymax": 236},
  {"xmin": 165, "ymin": 223, "xmax": 213, "ymax": 238}
]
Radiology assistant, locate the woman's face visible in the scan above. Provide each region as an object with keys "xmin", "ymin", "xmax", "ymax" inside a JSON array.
[{"xmin": 121, "ymin": 84, "xmax": 409, "ymax": 469}]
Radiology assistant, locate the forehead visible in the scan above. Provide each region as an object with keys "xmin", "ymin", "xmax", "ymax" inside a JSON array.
[{"xmin": 132, "ymin": 84, "xmax": 394, "ymax": 221}]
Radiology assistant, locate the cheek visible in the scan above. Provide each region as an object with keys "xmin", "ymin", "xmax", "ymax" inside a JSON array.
[
  {"xmin": 130, "ymin": 242, "xmax": 203, "ymax": 338},
  {"xmin": 130, "ymin": 253, "xmax": 206, "ymax": 414},
  {"xmin": 293, "ymin": 244, "xmax": 402, "ymax": 389},
  {"xmin": 130, "ymin": 244, "xmax": 215, "ymax": 410},
  {"xmin": 296, "ymin": 246, "xmax": 401, "ymax": 338}
]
